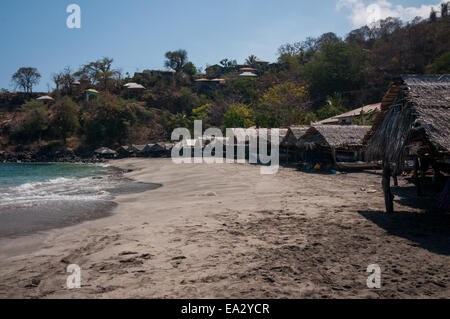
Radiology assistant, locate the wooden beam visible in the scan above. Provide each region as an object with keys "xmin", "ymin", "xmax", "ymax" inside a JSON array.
[{"xmin": 382, "ymin": 160, "xmax": 394, "ymax": 214}]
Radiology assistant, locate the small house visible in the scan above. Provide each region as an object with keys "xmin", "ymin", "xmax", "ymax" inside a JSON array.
[
  {"xmin": 365, "ymin": 75, "xmax": 450, "ymax": 213},
  {"xmin": 296, "ymin": 125, "xmax": 371, "ymax": 170}
]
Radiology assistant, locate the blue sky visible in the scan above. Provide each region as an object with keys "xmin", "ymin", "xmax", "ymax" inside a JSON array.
[{"xmin": 0, "ymin": 0, "xmax": 443, "ymax": 91}]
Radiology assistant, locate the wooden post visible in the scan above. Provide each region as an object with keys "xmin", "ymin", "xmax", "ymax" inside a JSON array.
[
  {"xmin": 432, "ymin": 161, "xmax": 443, "ymax": 188},
  {"xmin": 286, "ymin": 146, "xmax": 289, "ymax": 164},
  {"xmin": 382, "ymin": 160, "xmax": 394, "ymax": 214},
  {"xmin": 414, "ymin": 158, "xmax": 423, "ymax": 196},
  {"xmin": 331, "ymin": 147, "xmax": 338, "ymax": 169},
  {"xmin": 393, "ymin": 165, "xmax": 399, "ymax": 187}
]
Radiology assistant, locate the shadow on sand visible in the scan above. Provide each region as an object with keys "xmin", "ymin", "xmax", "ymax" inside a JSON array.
[{"xmin": 358, "ymin": 210, "xmax": 450, "ymax": 256}]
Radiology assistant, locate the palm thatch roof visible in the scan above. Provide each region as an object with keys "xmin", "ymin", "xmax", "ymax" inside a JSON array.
[
  {"xmin": 124, "ymin": 83, "xmax": 146, "ymax": 89},
  {"xmin": 365, "ymin": 75, "xmax": 450, "ymax": 164},
  {"xmin": 36, "ymin": 95, "xmax": 54, "ymax": 101},
  {"xmin": 297, "ymin": 125, "xmax": 371, "ymax": 149},
  {"xmin": 142, "ymin": 144, "xmax": 156, "ymax": 153},
  {"xmin": 282, "ymin": 126, "xmax": 310, "ymax": 146},
  {"xmin": 255, "ymin": 128, "xmax": 288, "ymax": 145},
  {"xmin": 128, "ymin": 144, "xmax": 146, "ymax": 153},
  {"xmin": 95, "ymin": 147, "xmax": 117, "ymax": 155}
]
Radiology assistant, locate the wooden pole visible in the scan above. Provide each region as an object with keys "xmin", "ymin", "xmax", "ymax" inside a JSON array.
[
  {"xmin": 414, "ymin": 158, "xmax": 423, "ymax": 196},
  {"xmin": 286, "ymin": 146, "xmax": 289, "ymax": 164},
  {"xmin": 382, "ymin": 160, "xmax": 394, "ymax": 214},
  {"xmin": 331, "ymin": 147, "xmax": 338, "ymax": 169},
  {"xmin": 393, "ymin": 164, "xmax": 399, "ymax": 187}
]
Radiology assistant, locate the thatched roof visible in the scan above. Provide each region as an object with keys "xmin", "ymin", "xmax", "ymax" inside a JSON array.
[
  {"xmin": 142, "ymin": 144, "xmax": 156, "ymax": 153},
  {"xmin": 36, "ymin": 95, "xmax": 54, "ymax": 101},
  {"xmin": 366, "ymin": 75, "xmax": 450, "ymax": 163},
  {"xmin": 283, "ymin": 126, "xmax": 310, "ymax": 146},
  {"xmin": 297, "ymin": 125, "xmax": 371, "ymax": 149},
  {"xmin": 128, "ymin": 144, "xmax": 146, "ymax": 152},
  {"xmin": 124, "ymin": 83, "xmax": 145, "ymax": 89},
  {"xmin": 95, "ymin": 147, "xmax": 117, "ymax": 155}
]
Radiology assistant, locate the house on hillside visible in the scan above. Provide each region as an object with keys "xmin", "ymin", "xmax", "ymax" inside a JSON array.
[
  {"xmin": 148, "ymin": 70, "xmax": 176, "ymax": 77},
  {"xmin": 365, "ymin": 75, "xmax": 450, "ymax": 213},
  {"xmin": 254, "ymin": 59, "xmax": 270, "ymax": 67},
  {"xmin": 239, "ymin": 72, "xmax": 258, "ymax": 78},
  {"xmin": 315, "ymin": 103, "xmax": 382, "ymax": 126}
]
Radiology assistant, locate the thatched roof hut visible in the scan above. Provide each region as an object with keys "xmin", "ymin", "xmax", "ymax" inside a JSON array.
[
  {"xmin": 143, "ymin": 143, "xmax": 167, "ymax": 153},
  {"xmin": 128, "ymin": 145, "xmax": 146, "ymax": 153},
  {"xmin": 36, "ymin": 95, "xmax": 54, "ymax": 101},
  {"xmin": 366, "ymin": 75, "xmax": 450, "ymax": 165},
  {"xmin": 94, "ymin": 147, "xmax": 117, "ymax": 158},
  {"xmin": 282, "ymin": 126, "xmax": 310, "ymax": 147},
  {"xmin": 297, "ymin": 125, "xmax": 371, "ymax": 150},
  {"xmin": 116, "ymin": 146, "xmax": 131, "ymax": 157},
  {"xmin": 142, "ymin": 144, "xmax": 156, "ymax": 153},
  {"xmin": 294, "ymin": 125, "xmax": 371, "ymax": 168},
  {"xmin": 271, "ymin": 128, "xmax": 288, "ymax": 145},
  {"xmin": 124, "ymin": 83, "xmax": 146, "ymax": 90},
  {"xmin": 365, "ymin": 75, "xmax": 450, "ymax": 213}
]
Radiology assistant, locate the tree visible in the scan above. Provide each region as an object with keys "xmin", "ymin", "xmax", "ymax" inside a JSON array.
[
  {"xmin": 82, "ymin": 94, "xmax": 141, "ymax": 145},
  {"xmin": 223, "ymin": 104, "xmax": 254, "ymax": 128},
  {"xmin": 256, "ymin": 83, "xmax": 309, "ymax": 127},
  {"xmin": 182, "ymin": 62, "xmax": 197, "ymax": 76},
  {"xmin": 52, "ymin": 67, "xmax": 75, "ymax": 95},
  {"xmin": 317, "ymin": 93, "xmax": 348, "ymax": 120},
  {"xmin": 245, "ymin": 55, "xmax": 258, "ymax": 66},
  {"xmin": 11, "ymin": 67, "xmax": 41, "ymax": 93},
  {"xmin": 297, "ymin": 112, "xmax": 318, "ymax": 125},
  {"xmin": 442, "ymin": 2, "xmax": 449, "ymax": 17},
  {"xmin": 303, "ymin": 42, "xmax": 366, "ymax": 102},
  {"xmin": 430, "ymin": 8, "xmax": 437, "ymax": 22},
  {"xmin": 164, "ymin": 50, "xmax": 188, "ymax": 72},
  {"xmin": 12, "ymin": 107, "xmax": 48, "ymax": 142},
  {"xmin": 51, "ymin": 98, "xmax": 80, "ymax": 142},
  {"xmin": 220, "ymin": 58, "xmax": 237, "ymax": 69},
  {"xmin": 75, "ymin": 57, "xmax": 119, "ymax": 91},
  {"xmin": 426, "ymin": 52, "xmax": 450, "ymax": 74},
  {"xmin": 20, "ymin": 99, "xmax": 45, "ymax": 111}
]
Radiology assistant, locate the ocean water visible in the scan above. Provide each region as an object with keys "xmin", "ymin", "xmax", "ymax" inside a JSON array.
[
  {"xmin": 0, "ymin": 163, "xmax": 111, "ymax": 207},
  {"xmin": 0, "ymin": 163, "xmax": 161, "ymax": 238}
]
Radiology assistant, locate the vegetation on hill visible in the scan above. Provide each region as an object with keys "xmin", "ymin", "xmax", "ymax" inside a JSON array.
[{"xmin": 1, "ymin": 8, "xmax": 449, "ymax": 153}]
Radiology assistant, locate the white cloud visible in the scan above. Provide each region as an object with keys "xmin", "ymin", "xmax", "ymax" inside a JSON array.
[{"xmin": 337, "ymin": 0, "xmax": 445, "ymax": 27}]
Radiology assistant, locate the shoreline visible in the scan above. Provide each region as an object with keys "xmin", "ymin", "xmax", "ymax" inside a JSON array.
[
  {"xmin": 0, "ymin": 163, "xmax": 160, "ymax": 239},
  {"xmin": 0, "ymin": 158, "xmax": 448, "ymax": 299}
]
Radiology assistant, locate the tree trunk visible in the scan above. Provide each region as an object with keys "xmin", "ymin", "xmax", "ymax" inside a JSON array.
[{"xmin": 382, "ymin": 160, "xmax": 394, "ymax": 214}]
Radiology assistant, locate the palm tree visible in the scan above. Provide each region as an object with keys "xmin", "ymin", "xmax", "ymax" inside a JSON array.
[{"xmin": 245, "ymin": 55, "xmax": 258, "ymax": 66}]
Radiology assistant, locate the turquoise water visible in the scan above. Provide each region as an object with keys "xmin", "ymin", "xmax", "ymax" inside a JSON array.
[
  {"xmin": 0, "ymin": 163, "xmax": 112, "ymax": 207},
  {"xmin": 0, "ymin": 163, "xmax": 107, "ymax": 189}
]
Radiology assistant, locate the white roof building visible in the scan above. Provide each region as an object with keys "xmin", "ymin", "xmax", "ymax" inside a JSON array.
[{"xmin": 239, "ymin": 72, "xmax": 258, "ymax": 77}]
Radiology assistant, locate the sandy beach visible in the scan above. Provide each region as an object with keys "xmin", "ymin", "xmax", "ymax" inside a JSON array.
[{"xmin": 0, "ymin": 158, "xmax": 448, "ymax": 299}]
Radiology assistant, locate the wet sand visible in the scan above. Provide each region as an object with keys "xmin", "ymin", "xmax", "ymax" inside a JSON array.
[
  {"xmin": 0, "ymin": 166, "xmax": 159, "ymax": 238},
  {"xmin": 0, "ymin": 158, "xmax": 448, "ymax": 298}
]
